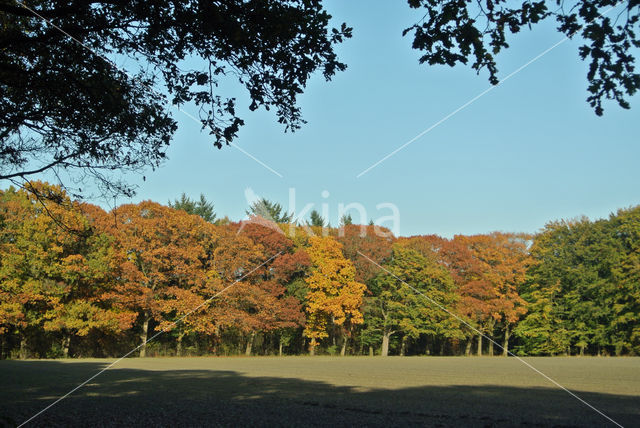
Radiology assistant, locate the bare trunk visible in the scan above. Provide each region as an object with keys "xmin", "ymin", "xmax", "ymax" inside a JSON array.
[
  {"xmin": 579, "ymin": 345, "xmax": 585, "ymax": 356},
  {"xmin": 245, "ymin": 331, "xmax": 256, "ymax": 356},
  {"xmin": 465, "ymin": 337, "xmax": 473, "ymax": 356},
  {"xmin": 340, "ymin": 334, "xmax": 347, "ymax": 356},
  {"xmin": 488, "ymin": 323, "xmax": 494, "ymax": 356},
  {"xmin": 400, "ymin": 335, "xmax": 407, "ymax": 356},
  {"xmin": 369, "ymin": 345, "xmax": 374, "ymax": 356},
  {"xmin": 62, "ymin": 333, "xmax": 71, "ymax": 358},
  {"xmin": 381, "ymin": 330, "xmax": 391, "ymax": 357},
  {"xmin": 19, "ymin": 336, "xmax": 27, "ymax": 360},
  {"xmin": 278, "ymin": 337, "xmax": 283, "ymax": 357},
  {"xmin": 477, "ymin": 333, "xmax": 482, "ymax": 356},
  {"xmin": 439, "ymin": 339, "xmax": 445, "ymax": 356},
  {"xmin": 176, "ymin": 332, "xmax": 185, "ymax": 357},
  {"xmin": 502, "ymin": 325, "xmax": 511, "ymax": 356},
  {"xmin": 139, "ymin": 315, "xmax": 150, "ymax": 358},
  {"xmin": 309, "ymin": 339, "xmax": 316, "ymax": 356},
  {"xmin": 331, "ymin": 316, "xmax": 336, "ymax": 347}
]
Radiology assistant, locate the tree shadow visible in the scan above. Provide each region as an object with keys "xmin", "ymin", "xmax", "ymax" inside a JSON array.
[{"xmin": 1, "ymin": 360, "xmax": 638, "ymax": 427}]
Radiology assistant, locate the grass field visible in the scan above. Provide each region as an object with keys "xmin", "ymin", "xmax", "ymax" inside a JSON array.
[{"xmin": 1, "ymin": 356, "xmax": 638, "ymax": 427}]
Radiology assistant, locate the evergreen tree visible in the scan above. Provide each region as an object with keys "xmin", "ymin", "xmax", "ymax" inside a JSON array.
[
  {"xmin": 246, "ymin": 198, "xmax": 293, "ymax": 224},
  {"xmin": 308, "ymin": 210, "xmax": 327, "ymax": 228},
  {"xmin": 169, "ymin": 193, "xmax": 216, "ymax": 223}
]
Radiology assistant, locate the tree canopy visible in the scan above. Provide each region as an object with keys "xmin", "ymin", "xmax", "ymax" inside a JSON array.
[
  {"xmin": 246, "ymin": 198, "xmax": 293, "ymax": 224},
  {"xmin": 169, "ymin": 193, "xmax": 216, "ymax": 223},
  {"xmin": 405, "ymin": 0, "xmax": 640, "ymax": 115},
  {"xmin": 308, "ymin": 210, "xmax": 327, "ymax": 228},
  {"xmin": 2, "ymin": 184, "xmax": 640, "ymax": 359},
  {"xmin": 2, "ymin": 1, "xmax": 637, "ymax": 198},
  {"xmin": 0, "ymin": 0, "xmax": 351, "ymax": 195}
]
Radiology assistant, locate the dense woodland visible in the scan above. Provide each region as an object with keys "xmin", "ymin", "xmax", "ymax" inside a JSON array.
[{"xmin": 0, "ymin": 182, "xmax": 638, "ymax": 359}]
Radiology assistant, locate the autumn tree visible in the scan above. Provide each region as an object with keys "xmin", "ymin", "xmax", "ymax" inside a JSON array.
[
  {"xmin": 447, "ymin": 233, "xmax": 530, "ymax": 356},
  {"xmin": 99, "ymin": 201, "xmax": 215, "ymax": 357},
  {"xmin": 210, "ymin": 223, "xmax": 304, "ymax": 355},
  {"xmin": 436, "ymin": 236, "xmax": 493, "ymax": 355},
  {"xmin": 0, "ymin": 183, "xmax": 131, "ymax": 358},
  {"xmin": 337, "ymin": 224, "xmax": 395, "ymax": 284},
  {"xmin": 304, "ymin": 236, "xmax": 366, "ymax": 356}
]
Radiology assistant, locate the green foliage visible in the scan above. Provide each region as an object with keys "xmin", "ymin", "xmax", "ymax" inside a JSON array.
[
  {"xmin": 405, "ymin": 0, "xmax": 640, "ymax": 115},
  {"xmin": 308, "ymin": 210, "xmax": 327, "ymax": 228},
  {"xmin": 0, "ymin": 1, "xmax": 351, "ymax": 195},
  {"xmin": 169, "ymin": 193, "xmax": 216, "ymax": 223},
  {"xmin": 340, "ymin": 214, "xmax": 353, "ymax": 226},
  {"xmin": 2, "ymin": 180, "xmax": 640, "ymax": 358},
  {"xmin": 367, "ymin": 245, "xmax": 461, "ymax": 355},
  {"xmin": 518, "ymin": 209, "xmax": 640, "ymax": 355},
  {"xmin": 246, "ymin": 198, "xmax": 293, "ymax": 223}
]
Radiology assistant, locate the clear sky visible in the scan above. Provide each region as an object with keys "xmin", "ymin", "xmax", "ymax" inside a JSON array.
[{"xmin": 115, "ymin": 1, "xmax": 639, "ymax": 238}]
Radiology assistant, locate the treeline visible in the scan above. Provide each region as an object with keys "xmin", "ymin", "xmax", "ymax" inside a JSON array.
[{"xmin": 0, "ymin": 182, "xmax": 638, "ymax": 359}]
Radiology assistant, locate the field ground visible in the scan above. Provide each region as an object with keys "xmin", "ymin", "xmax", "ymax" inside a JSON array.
[{"xmin": 1, "ymin": 356, "xmax": 638, "ymax": 427}]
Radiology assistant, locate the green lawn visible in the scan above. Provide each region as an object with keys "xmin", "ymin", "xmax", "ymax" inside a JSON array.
[{"xmin": 2, "ymin": 356, "xmax": 638, "ymax": 427}]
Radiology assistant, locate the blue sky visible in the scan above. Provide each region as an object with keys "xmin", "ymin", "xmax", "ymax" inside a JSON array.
[{"xmin": 117, "ymin": 1, "xmax": 638, "ymax": 238}]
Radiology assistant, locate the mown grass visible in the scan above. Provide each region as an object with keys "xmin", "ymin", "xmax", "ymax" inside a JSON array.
[{"xmin": 2, "ymin": 356, "xmax": 638, "ymax": 427}]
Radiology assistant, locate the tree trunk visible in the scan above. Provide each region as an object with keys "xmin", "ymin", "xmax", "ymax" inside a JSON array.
[
  {"xmin": 579, "ymin": 345, "xmax": 585, "ymax": 357},
  {"xmin": 139, "ymin": 314, "xmax": 150, "ymax": 357},
  {"xmin": 245, "ymin": 331, "xmax": 256, "ymax": 356},
  {"xmin": 465, "ymin": 337, "xmax": 473, "ymax": 356},
  {"xmin": 62, "ymin": 333, "xmax": 71, "ymax": 358},
  {"xmin": 439, "ymin": 339, "xmax": 445, "ymax": 356},
  {"xmin": 278, "ymin": 336, "xmax": 284, "ymax": 357},
  {"xmin": 369, "ymin": 345, "xmax": 374, "ymax": 356},
  {"xmin": 381, "ymin": 330, "xmax": 391, "ymax": 357},
  {"xmin": 477, "ymin": 333, "xmax": 482, "ymax": 356},
  {"xmin": 615, "ymin": 343, "xmax": 623, "ymax": 356},
  {"xmin": 488, "ymin": 325, "xmax": 494, "ymax": 356},
  {"xmin": 19, "ymin": 336, "xmax": 28, "ymax": 360},
  {"xmin": 309, "ymin": 339, "xmax": 316, "ymax": 356},
  {"xmin": 400, "ymin": 335, "xmax": 407, "ymax": 356},
  {"xmin": 502, "ymin": 325, "xmax": 511, "ymax": 356},
  {"xmin": 340, "ymin": 334, "xmax": 347, "ymax": 356},
  {"xmin": 331, "ymin": 316, "xmax": 336, "ymax": 347},
  {"xmin": 176, "ymin": 332, "xmax": 185, "ymax": 357}
]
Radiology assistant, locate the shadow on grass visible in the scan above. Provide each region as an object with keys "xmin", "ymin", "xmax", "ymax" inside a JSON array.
[{"xmin": 1, "ymin": 360, "xmax": 637, "ymax": 427}]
